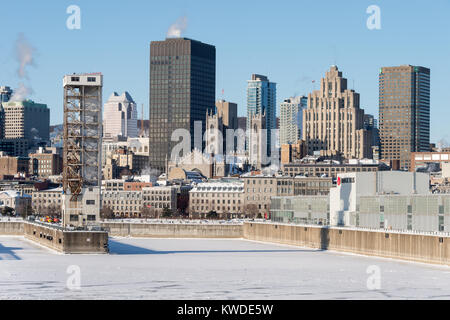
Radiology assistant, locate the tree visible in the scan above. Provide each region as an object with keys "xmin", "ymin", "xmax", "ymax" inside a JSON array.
[
  {"xmin": 206, "ymin": 210, "xmax": 218, "ymax": 219},
  {"xmin": 162, "ymin": 207, "xmax": 172, "ymax": 218},
  {"xmin": 100, "ymin": 205, "xmax": 115, "ymax": 220},
  {"xmin": 245, "ymin": 204, "xmax": 259, "ymax": 219},
  {"xmin": 140, "ymin": 206, "xmax": 156, "ymax": 219},
  {"xmin": 1, "ymin": 206, "xmax": 14, "ymax": 216}
]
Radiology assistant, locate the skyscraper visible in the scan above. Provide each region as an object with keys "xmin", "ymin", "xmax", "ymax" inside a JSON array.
[
  {"xmin": 379, "ymin": 65, "xmax": 430, "ymax": 170},
  {"xmin": 279, "ymin": 96, "xmax": 307, "ymax": 145},
  {"xmin": 303, "ymin": 66, "xmax": 372, "ymax": 159},
  {"xmin": 103, "ymin": 91, "xmax": 138, "ymax": 139},
  {"xmin": 0, "ymin": 86, "xmax": 12, "ymax": 103},
  {"xmin": 2, "ymin": 100, "xmax": 50, "ymax": 143},
  {"xmin": 149, "ymin": 38, "xmax": 216, "ymax": 172},
  {"xmin": 246, "ymin": 74, "xmax": 276, "ymax": 156}
]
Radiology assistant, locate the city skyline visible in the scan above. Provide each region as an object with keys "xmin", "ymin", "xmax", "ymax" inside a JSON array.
[{"xmin": 0, "ymin": 1, "xmax": 448, "ymax": 144}]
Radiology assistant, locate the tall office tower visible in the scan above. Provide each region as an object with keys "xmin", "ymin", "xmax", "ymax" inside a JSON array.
[
  {"xmin": 2, "ymin": 100, "xmax": 50, "ymax": 143},
  {"xmin": 103, "ymin": 91, "xmax": 138, "ymax": 139},
  {"xmin": 279, "ymin": 96, "xmax": 307, "ymax": 145},
  {"xmin": 0, "ymin": 86, "xmax": 12, "ymax": 103},
  {"xmin": 303, "ymin": 66, "xmax": 372, "ymax": 159},
  {"xmin": 62, "ymin": 73, "xmax": 103, "ymax": 227},
  {"xmin": 379, "ymin": 65, "xmax": 430, "ymax": 170},
  {"xmin": 246, "ymin": 74, "xmax": 276, "ymax": 156},
  {"xmin": 149, "ymin": 38, "xmax": 216, "ymax": 172}
]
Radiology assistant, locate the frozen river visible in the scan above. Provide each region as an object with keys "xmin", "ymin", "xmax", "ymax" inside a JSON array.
[{"xmin": 1, "ymin": 236, "xmax": 450, "ymax": 299}]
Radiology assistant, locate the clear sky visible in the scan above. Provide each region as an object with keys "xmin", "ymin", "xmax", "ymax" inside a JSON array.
[{"xmin": 0, "ymin": 0, "xmax": 449, "ymax": 143}]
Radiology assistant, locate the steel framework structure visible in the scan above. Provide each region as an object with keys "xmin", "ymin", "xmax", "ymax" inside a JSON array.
[{"xmin": 63, "ymin": 74, "xmax": 102, "ymax": 201}]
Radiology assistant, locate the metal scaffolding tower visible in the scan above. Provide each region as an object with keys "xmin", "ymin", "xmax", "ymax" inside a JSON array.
[{"xmin": 62, "ymin": 73, "xmax": 102, "ymax": 227}]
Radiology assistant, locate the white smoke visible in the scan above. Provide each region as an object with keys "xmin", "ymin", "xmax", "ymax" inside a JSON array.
[
  {"xmin": 10, "ymin": 82, "xmax": 33, "ymax": 101},
  {"xmin": 10, "ymin": 33, "xmax": 36, "ymax": 102},
  {"xmin": 15, "ymin": 33, "xmax": 36, "ymax": 79},
  {"xmin": 166, "ymin": 16, "xmax": 188, "ymax": 38}
]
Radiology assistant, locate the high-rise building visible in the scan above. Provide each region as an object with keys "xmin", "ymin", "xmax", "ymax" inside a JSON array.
[
  {"xmin": 2, "ymin": 100, "xmax": 50, "ymax": 143},
  {"xmin": 62, "ymin": 73, "xmax": 102, "ymax": 227},
  {"xmin": 0, "ymin": 86, "xmax": 12, "ymax": 103},
  {"xmin": 149, "ymin": 38, "xmax": 216, "ymax": 172},
  {"xmin": 279, "ymin": 96, "xmax": 307, "ymax": 145},
  {"xmin": 379, "ymin": 65, "xmax": 430, "ymax": 170},
  {"xmin": 246, "ymin": 74, "xmax": 276, "ymax": 156},
  {"xmin": 303, "ymin": 66, "xmax": 372, "ymax": 159},
  {"xmin": 103, "ymin": 91, "xmax": 138, "ymax": 139}
]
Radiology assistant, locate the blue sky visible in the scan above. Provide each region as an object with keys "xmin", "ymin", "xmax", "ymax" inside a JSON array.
[{"xmin": 0, "ymin": 0, "xmax": 449, "ymax": 143}]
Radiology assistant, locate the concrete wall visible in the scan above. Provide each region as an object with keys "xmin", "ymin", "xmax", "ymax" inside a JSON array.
[
  {"xmin": 244, "ymin": 222, "xmax": 450, "ymax": 265},
  {"xmin": 0, "ymin": 221, "xmax": 24, "ymax": 235},
  {"xmin": 23, "ymin": 222, "xmax": 108, "ymax": 254},
  {"xmin": 102, "ymin": 222, "xmax": 243, "ymax": 238}
]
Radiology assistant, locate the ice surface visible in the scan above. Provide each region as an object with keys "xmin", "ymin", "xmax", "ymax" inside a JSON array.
[{"xmin": 1, "ymin": 236, "xmax": 450, "ymax": 300}]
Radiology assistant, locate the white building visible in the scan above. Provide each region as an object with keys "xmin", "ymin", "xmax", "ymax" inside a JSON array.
[
  {"xmin": 279, "ymin": 96, "xmax": 307, "ymax": 145},
  {"xmin": 189, "ymin": 181, "xmax": 244, "ymax": 217},
  {"xmin": 329, "ymin": 171, "xmax": 430, "ymax": 226},
  {"xmin": 103, "ymin": 92, "xmax": 138, "ymax": 139}
]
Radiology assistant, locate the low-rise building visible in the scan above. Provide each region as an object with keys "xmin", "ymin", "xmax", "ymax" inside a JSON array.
[
  {"xmin": 189, "ymin": 181, "xmax": 244, "ymax": 218},
  {"xmin": 102, "ymin": 190, "xmax": 143, "ymax": 218},
  {"xmin": 142, "ymin": 186, "xmax": 177, "ymax": 213},
  {"xmin": 28, "ymin": 147, "xmax": 63, "ymax": 178},
  {"xmin": 32, "ymin": 187, "xmax": 62, "ymax": 215},
  {"xmin": 283, "ymin": 158, "xmax": 386, "ymax": 178}
]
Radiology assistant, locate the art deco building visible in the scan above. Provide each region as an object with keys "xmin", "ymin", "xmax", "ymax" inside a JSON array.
[
  {"xmin": 379, "ymin": 65, "xmax": 430, "ymax": 170},
  {"xmin": 303, "ymin": 66, "xmax": 372, "ymax": 159}
]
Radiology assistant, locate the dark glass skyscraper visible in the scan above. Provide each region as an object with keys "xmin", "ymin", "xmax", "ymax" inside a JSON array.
[
  {"xmin": 379, "ymin": 65, "xmax": 430, "ymax": 170},
  {"xmin": 149, "ymin": 38, "xmax": 216, "ymax": 172}
]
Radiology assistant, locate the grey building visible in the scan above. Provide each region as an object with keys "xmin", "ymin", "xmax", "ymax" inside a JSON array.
[{"xmin": 149, "ymin": 38, "xmax": 216, "ymax": 172}]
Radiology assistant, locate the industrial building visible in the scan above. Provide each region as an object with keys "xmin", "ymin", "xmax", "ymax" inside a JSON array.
[{"xmin": 62, "ymin": 73, "xmax": 103, "ymax": 227}]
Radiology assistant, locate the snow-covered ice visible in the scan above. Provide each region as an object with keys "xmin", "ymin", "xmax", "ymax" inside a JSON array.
[{"xmin": 1, "ymin": 236, "xmax": 450, "ymax": 299}]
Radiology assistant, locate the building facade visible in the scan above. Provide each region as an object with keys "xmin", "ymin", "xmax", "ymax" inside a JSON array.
[
  {"xmin": 103, "ymin": 91, "xmax": 138, "ymax": 139},
  {"xmin": 2, "ymin": 100, "xmax": 49, "ymax": 144},
  {"xmin": 379, "ymin": 65, "xmax": 430, "ymax": 170},
  {"xmin": 246, "ymin": 74, "xmax": 276, "ymax": 158},
  {"xmin": 149, "ymin": 38, "xmax": 216, "ymax": 172},
  {"xmin": 189, "ymin": 181, "xmax": 244, "ymax": 218},
  {"xmin": 280, "ymin": 96, "xmax": 307, "ymax": 145},
  {"xmin": 303, "ymin": 66, "xmax": 372, "ymax": 159}
]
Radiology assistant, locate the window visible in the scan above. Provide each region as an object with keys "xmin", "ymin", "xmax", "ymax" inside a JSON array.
[
  {"xmin": 71, "ymin": 77, "xmax": 80, "ymax": 81},
  {"xmin": 86, "ymin": 200, "xmax": 95, "ymax": 205},
  {"xmin": 87, "ymin": 215, "xmax": 96, "ymax": 221},
  {"xmin": 87, "ymin": 77, "xmax": 96, "ymax": 82},
  {"xmin": 70, "ymin": 215, "xmax": 78, "ymax": 222}
]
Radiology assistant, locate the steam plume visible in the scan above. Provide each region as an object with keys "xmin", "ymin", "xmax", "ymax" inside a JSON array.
[
  {"xmin": 15, "ymin": 33, "xmax": 36, "ymax": 79},
  {"xmin": 166, "ymin": 16, "xmax": 188, "ymax": 38}
]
